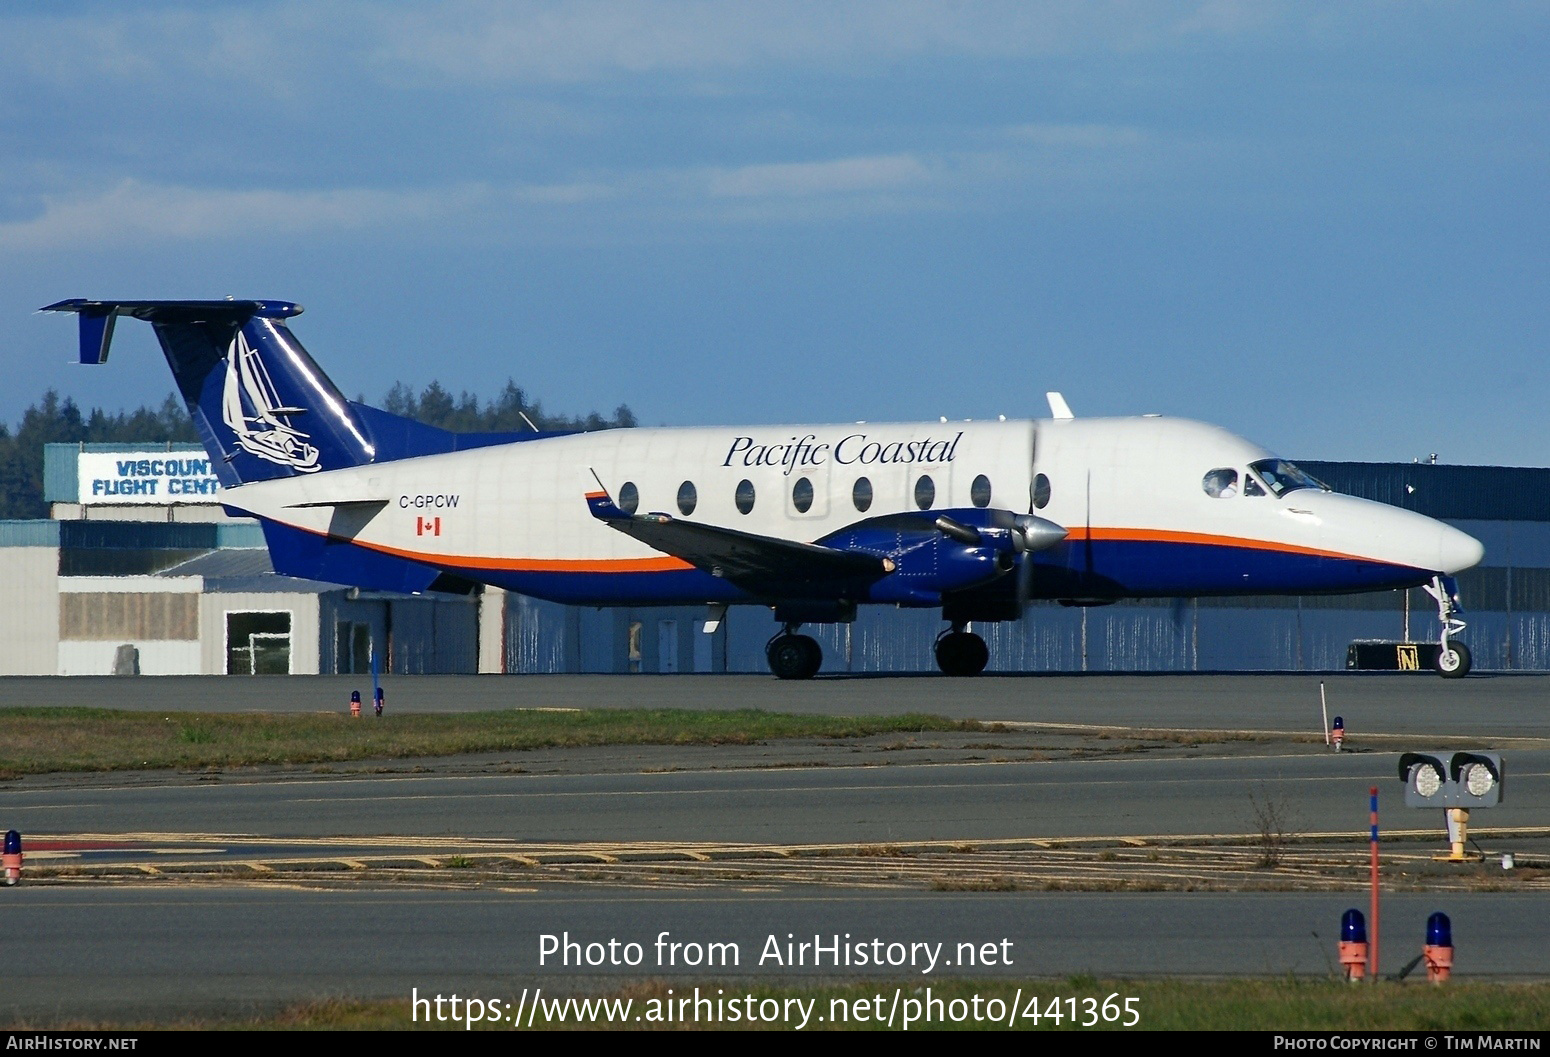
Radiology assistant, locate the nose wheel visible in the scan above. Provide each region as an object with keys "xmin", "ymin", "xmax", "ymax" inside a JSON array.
[
  {"xmin": 1423, "ymin": 575, "xmax": 1472, "ymax": 679},
  {"xmin": 767, "ymin": 628, "xmax": 822, "ymax": 680},
  {"xmin": 935, "ymin": 627, "xmax": 989, "ymax": 676},
  {"xmin": 1435, "ymin": 641, "xmax": 1472, "ymax": 678}
]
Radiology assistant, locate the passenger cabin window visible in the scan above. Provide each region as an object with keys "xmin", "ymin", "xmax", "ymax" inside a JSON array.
[
  {"xmin": 677, "ymin": 480, "xmax": 697, "ymax": 516},
  {"xmin": 735, "ymin": 479, "xmax": 756, "ymax": 515},
  {"xmin": 1032, "ymin": 473, "xmax": 1051, "ymax": 509},
  {"xmin": 914, "ymin": 475, "xmax": 936, "ymax": 510},
  {"xmin": 852, "ymin": 477, "xmax": 873, "ymax": 513},
  {"xmin": 971, "ymin": 474, "xmax": 992, "ymax": 508},
  {"xmin": 792, "ymin": 476, "xmax": 814, "ymax": 513},
  {"xmin": 618, "ymin": 481, "xmax": 640, "ymax": 513},
  {"xmin": 1202, "ymin": 468, "xmax": 1238, "ymax": 498}
]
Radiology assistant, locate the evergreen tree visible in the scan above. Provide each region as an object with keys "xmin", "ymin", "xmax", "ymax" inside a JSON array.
[{"xmin": 0, "ymin": 384, "xmax": 635, "ymax": 519}]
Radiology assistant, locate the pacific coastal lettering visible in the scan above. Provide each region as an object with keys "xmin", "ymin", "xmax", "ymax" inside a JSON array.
[{"xmin": 723, "ymin": 432, "xmax": 963, "ymax": 474}]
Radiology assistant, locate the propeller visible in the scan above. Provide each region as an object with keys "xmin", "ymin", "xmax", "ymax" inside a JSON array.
[
  {"xmin": 914, "ymin": 510, "xmax": 1067, "ymax": 608},
  {"xmin": 1013, "ymin": 514, "xmax": 1067, "ymax": 552},
  {"xmin": 1010, "ymin": 513, "xmax": 1066, "ymax": 608}
]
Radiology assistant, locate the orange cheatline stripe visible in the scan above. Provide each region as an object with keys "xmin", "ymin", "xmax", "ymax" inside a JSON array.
[
  {"xmin": 1066, "ymin": 526, "xmax": 1386, "ymax": 564},
  {"xmin": 344, "ymin": 532, "xmax": 694, "ymax": 573},
  {"xmin": 584, "ymin": 491, "xmax": 607, "ymax": 499},
  {"xmin": 292, "ymin": 517, "xmax": 1397, "ymax": 577},
  {"xmin": 368, "ymin": 537, "xmax": 693, "ymax": 573}
]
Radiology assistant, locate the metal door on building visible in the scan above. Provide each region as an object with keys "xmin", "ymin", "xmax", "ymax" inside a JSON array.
[
  {"xmin": 335, "ymin": 621, "xmax": 372, "ymax": 674},
  {"xmin": 658, "ymin": 620, "xmax": 678, "ymax": 673}
]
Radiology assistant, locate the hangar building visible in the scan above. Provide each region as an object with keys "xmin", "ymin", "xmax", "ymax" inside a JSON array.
[{"xmin": 0, "ymin": 444, "xmax": 485, "ymax": 676}]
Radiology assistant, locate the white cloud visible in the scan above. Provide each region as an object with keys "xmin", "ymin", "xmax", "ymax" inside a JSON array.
[
  {"xmin": 0, "ymin": 151, "xmax": 953, "ymax": 249},
  {"xmin": 507, "ymin": 181, "xmax": 617, "ymax": 205},
  {"xmin": 0, "ymin": 179, "xmax": 485, "ymax": 251},
  {"xmin": 0, "ymin": 125, "xmax": 1265, "ymax": 251},
  {"xmin": 1007, "ymin": 123, "xmax": 1148, "ymax": 149},
  {"xmin": 705, "ymin": 154, "xmax": 932, "ymax": 199},
  {"xmin": 0, "ymin": 1, "xmax": 1329, "ymax": 99}
]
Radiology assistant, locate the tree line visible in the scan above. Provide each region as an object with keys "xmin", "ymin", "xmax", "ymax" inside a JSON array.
[{"xmin": 0, "ymin": 382, "xmax": 636, "ymax": 520}]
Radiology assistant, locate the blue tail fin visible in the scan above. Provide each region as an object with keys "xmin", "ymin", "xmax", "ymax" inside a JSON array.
[{"xmin": 42, "ymin": 299, "xmax": 377, "ymax": 487}]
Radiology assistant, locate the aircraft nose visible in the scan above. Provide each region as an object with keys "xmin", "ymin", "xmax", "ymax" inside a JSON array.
[{"xmin": 1436, "ymin": 522, "xmax": 1485, "ymax": 575}]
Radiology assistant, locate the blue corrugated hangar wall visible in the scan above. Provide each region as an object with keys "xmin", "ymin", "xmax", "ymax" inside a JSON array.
[{"xmin": 504, "ymin": 461, "xmax": 1550, "ymax": 674}]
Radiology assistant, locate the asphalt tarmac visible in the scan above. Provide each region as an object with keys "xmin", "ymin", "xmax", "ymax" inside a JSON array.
[
  {"xmin": 5, "ymin": 889, "xmax": 1547, "ymax": 1022},
  {"xmin": 8, "ymin": 747, "xmax": 1550, "ymax": 843},
  {"xmin": 2, "ymin": 672, "xmax": 1547, "ymax": 1024},
  {"xmin": 5, "ymin": 670, "xmax": 1549, "ymax": 738}
]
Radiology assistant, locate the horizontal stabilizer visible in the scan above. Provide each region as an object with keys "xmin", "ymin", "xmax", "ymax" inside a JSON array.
[
  {"xmin": 41, "ymin": 300, "xmax": 303, "ymax": 364},
  {"xmin": 283, "ymin": 499, "xmax": 391, "ymax": 511},
  {"xmin": 282, "ymin": 498, "xmax": 390, "ymax": 541}
]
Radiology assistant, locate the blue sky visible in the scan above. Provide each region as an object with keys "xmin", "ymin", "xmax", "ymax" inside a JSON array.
[{"xmin": 2, "ymin": 1, "xmax": 1545, "ymax": 464}]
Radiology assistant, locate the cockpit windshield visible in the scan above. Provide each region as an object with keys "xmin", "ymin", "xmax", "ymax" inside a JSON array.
[{"xmin": 1249, "ymin": 459, "xmax": 1329, "ymax": 498}]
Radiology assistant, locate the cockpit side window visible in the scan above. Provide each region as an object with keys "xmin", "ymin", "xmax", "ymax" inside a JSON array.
[
  {"xmin": 1244, "ymin": 474, "xmax": 1267, "ymax": 497},
  {"xmin": 1249, "ymin": 458, "xmax": 1330, "ymax": 497},
  {"xmin": 1203, "ymin": 468, "xmax": 1239, "ymax": 498}
]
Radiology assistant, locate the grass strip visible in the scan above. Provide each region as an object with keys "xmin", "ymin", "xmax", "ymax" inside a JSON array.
[
  {"xmin": 0, "ymin": 707, "xmax": 989, "ymax": 777},
  {"xmin": 37, "ymin": 978, "xmax": 1550, "ymax": 1031}
]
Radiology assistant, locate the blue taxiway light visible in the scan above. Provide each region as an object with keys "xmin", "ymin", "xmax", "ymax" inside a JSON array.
[{"xmin": 1341, "ymin": 908, "xmax": 1366, "ymax": 944}]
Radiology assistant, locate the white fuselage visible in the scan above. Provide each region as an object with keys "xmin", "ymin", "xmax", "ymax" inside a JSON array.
[{"xmin": 221, "ymin": 414, "xmax": 1483, "ymax": 606}]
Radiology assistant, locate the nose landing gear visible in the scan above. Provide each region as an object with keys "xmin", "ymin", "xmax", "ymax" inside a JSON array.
[
  {"xmin": 935, "ymin": 625, "xmax": 989, "ymax": 676},
  {"xmin": 1423, "ymin": 575, "xmax": 1472, "ymax": 678},
  {"xmin": 766, "ymin": 625, "xmax": 823, "ymax": 680}
]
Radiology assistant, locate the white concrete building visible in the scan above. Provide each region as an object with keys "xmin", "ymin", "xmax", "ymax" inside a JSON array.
[{"xmin": 0, "ymin": 443, "xmax": 487, "ymax": 676}]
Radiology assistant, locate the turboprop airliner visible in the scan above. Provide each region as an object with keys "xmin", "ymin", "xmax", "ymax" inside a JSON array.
[{"xmin": 44, "ymin": 299, "xmax": 1485, "ymax": 679}]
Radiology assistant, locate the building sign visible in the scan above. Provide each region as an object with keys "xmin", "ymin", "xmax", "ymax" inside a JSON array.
[{"xmin": 78, "ymin": 451, "xmax": 222, "ymax": 505}]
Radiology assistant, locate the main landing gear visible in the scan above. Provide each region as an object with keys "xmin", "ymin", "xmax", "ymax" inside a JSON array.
[
  {"xmin": 1423, "ymin": 575, "xmax": 1472, "ymax": 679},
  {"xmin": 767, "ymin": 626, "xmax": 823, "ymax": 680},
  {"xmin": 764, "ymin": 623, "xmax": 990, "ymax": 678},
  {"xmin": 935, "ymin": 625, "xmax": 989, "ymax": 677}
]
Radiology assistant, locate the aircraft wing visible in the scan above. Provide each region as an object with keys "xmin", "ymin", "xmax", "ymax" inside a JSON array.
[{"xmin": 585, "ymin": 487, "xmax": 890, "ymax": 596}]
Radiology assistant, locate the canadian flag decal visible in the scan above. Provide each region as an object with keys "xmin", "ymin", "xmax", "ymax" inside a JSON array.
[{"xmin": 416, "ymin": 516, "xmax": 442, "ymax": 537}]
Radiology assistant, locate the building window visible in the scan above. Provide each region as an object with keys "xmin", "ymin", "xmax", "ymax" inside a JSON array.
[
  {"xmin": 227, "ymin": 611, "xmax": 292, "ymax": 675},
  {"xmin": 792, "ymin": 476, "xmax": 814, "ymax": 513},
  {"xmin": 735, "ymin": 479, "xmax": 756, "ymax": 514},
  {"xmin": 1033, "ymin": 473, "xmax": 1051, "ymax": 509},
  {"xmin": 617, "ymin": 481, "xmax": 639, "ymax": 514},
  {"xmin": 853, "ymin": 477, "xmax": 873, "ymax": 512},
  {"xmin": 971, "ymin": 474, "xmax": 992, "ymax": 508},
  {"xmin": 677, "ymin": 480, "xmax": 697, "ymax": 516},
  {"xmin": 914, "ymin": 475, "xmax": 935, "ymax": 510}
]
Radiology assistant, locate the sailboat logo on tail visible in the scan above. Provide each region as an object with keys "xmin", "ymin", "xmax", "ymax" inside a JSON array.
[{"xmin": 221, "ymin": 331, "xmax": 321, "ymax": 473}]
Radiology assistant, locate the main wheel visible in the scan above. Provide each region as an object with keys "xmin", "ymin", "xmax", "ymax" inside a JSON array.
[
  {"xmin": 1435, "ymin": 641, "xmax": 1472, "ymax": 679},
  {"xmin": 935, "ymin": 631, "xmax": 989, "ymax": 676},
  {"xmin": 767, "ymin": 634, "xmax": 822, "ymax": 679}
]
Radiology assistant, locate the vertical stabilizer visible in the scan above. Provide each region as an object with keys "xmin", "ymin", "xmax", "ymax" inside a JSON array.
[{"xmin": 42, "ymin": 300, "xmax": 376, "ymax": 486}]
